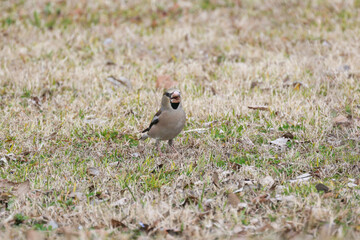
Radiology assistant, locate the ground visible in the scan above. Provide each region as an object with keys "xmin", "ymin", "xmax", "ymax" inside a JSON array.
[{"xmin": 0, "ymin": 0, "xmax": 360, "ymax": 239}]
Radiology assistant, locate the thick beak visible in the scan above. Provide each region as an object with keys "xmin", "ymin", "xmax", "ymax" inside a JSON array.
[{"xmin": 170, "ymin": 91, "xmax": 181, "ymax": 103}]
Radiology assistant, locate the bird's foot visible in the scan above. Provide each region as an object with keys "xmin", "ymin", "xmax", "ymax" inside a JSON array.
[
  {"xmin": 170, "ymin": 144, "xmax": 180, "ymax": 156},
  {"xmin": 157, "ymin": 144, "xmax": 163, "ymax": 156}
]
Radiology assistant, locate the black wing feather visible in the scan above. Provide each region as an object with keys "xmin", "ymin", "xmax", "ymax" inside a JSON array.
[{"xmin": 142, "ymin": 109, "xmax": 161, "ymax": 133}]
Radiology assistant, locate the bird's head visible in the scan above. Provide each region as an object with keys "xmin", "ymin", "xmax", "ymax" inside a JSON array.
[{"xmin": 162, "ymin": 88, "xmax": 182, "ymax": 110}]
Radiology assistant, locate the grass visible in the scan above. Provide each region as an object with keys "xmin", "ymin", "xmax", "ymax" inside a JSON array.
[{"xmin": 0, "ymin": 0, "xmax": 360, "ymax": 239}]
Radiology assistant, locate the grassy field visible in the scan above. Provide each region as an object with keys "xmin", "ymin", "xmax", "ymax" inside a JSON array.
[{"xmin": 1, "ymin": 0, "xmax": 360, "ymax": 239}]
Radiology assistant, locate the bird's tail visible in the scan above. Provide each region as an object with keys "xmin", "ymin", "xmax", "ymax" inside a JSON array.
[{"xmin": 139, "ymin": 133, "xmax": 149, "ymax": 141}]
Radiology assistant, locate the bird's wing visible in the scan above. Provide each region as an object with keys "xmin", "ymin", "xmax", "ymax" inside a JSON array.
[{"xmin": 142, "ymin": 109, "xmax": 162, "ymax": 133}]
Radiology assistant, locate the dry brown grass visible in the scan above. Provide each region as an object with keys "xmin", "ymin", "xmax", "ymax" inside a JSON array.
[{"xmin": 1, "ymin": 0, "xmax": 360, "ymax": 239}]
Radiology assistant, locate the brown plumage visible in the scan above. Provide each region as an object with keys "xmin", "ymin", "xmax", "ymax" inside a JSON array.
[{"xmin": 141, "ymin": 88, "xmax": 186, "ymax": 153}]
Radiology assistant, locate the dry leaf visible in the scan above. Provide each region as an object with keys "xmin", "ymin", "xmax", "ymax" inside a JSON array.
[
  {"xmin": 248, "ymin": 106, "xmax": 269, "ymax": 111},
  {"xmin": 355, "ymin": 179, "xmax": 360, "ymax": 185},
  {"xmin": 110, "ymin": 198, "xmax": 128, "ymax": 207},
  {"xmin": 252, "ymin": 193, "xmax": 270, "ymax": 204},
  {"xmin": 180, "ymin": 195, "xmax": 199, "ymax": 206},
  {"xmin": 87, "ymin": 167, "xmax": 100, "ymax": 177},
  {"xmin": 111, "ymin": 219, "xmax": 128, "ymax": 230},
  {"xmin": 106, "ymin": 76, "xmax": 132, "ymax": 89},
  {"xmin": 229, "ymin": 162, "xmax": 242, "ymax": 171},
  {"xmin": 289, "ymin": 173, "xmax": 312, "ymax": 183},
  {"xmin": 347, "ymin": 182, "xmax": 358, "ymax": 188},
  {"xmin": 210, "ymin": 86, "xmax": 217, "ymax": 95},
  {"xmin": 156, "ymin": 75, "xmax": 177, "ymax": 89},
  {"xmin": 105, "ymin": 61, "xmax": 116, "ymax": 66},
  {"xmin": 0, "ymin": 157, "xmax": 7, "ymax": 165},
  {"xmin": 103, "ymin": 38, "xmax": 113, "ymax": 45},
  {"xmin": 315, "ymin": 183, "xmax": 330, "ymax": 193},
  {"xmin": 0, "ymin": 179, "xmax": 31, "ymax": 199},
  {"xmin": 227, "ymin": 192, "xmax": 240, "ymax": 207},
  {"xmin": 166, "ymin": 229, "xmax": 181, "ymax": 236},
  {"xmin": 47, "ymin": 219, "xmax": 59, "ymax": 229},
  {"xmin": 151, "ymin": 164, "xmax": 164, "ymax": 174},
  {"xmin": 212, "ymin": 172, "xmax": 219, "ymax": 188},
  {"xmin": 203, "ymin": 121, "xmax": 218, "ymax": 128},
  {"xmin": 283, "ymin": 81, "xmax": 308, "ymax": 89},
  {"xmin": 283, "ymin": 132, "xmax": 294, "ymax": 139},
  {"xmin": 333, "ymin": 115, "xmax": 351, "ymax": 126},
  {"xmin": 260, "ymin": 176, "xmax": 275, "ymax": 189},
  {"xmin": 323, "ymin": 192, "xmax": 334, "ymax": 198},
  {"xmin": 250, "ymin": 81, "xmax": 262, "ymax": 89},
  {"xmin": 270, "ymin": 137, "xmax": 289, "ymax": 148},
  {"xmin": 15, "ymin": 180, "xmax": 31, "ymax": 199}
]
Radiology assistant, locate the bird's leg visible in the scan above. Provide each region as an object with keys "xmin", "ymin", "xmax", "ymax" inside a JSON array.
[
  {"xmin": 155, "ymin": 139, "xmax": 162, "ymax": 156},
  {"xmin": 168, "ymin": 139, "xmax": 180, "ymax": 155}
]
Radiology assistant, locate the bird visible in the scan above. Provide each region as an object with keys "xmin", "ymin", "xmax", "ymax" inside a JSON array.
[{"xmin": 141, "ymin": 88, "xmax": 186, "ymax": 154}]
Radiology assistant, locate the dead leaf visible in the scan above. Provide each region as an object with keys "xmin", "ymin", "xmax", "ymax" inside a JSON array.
[
  {"xmin": 106, "ymin": 76, "xmax": 132, "ymax": 89},
  {"xmin": 180, "ymin": 195, "xmax": 199, "ymax": 206},
  {"xmin": 210, "ymin": 86, "xmax": 217, "ymax": 95},
  {"xmin": 322, "ymin": 40, "xmax": 332, "ymax": 48},
  {"xmin": 355, "ymin": 179, "xmax": 360, "ymax": 185},
  {"xmin": 283, "ymin": 132, "xmax": 294, "ymax": 139},
  {"xmin": 151, "ymin": 164, "xmax": 164, "ymax": 173},
  {"xmin": 229, "ymin": 162, "xmax": 242, "ymax": 171},
  {"xmin": 105, "ymin": 61, "xmax": 116, "ymax": 66},
  {"xmin": 250, "ymin": 81, "xmax": 262, "ymax": 89},
  {"xmin": 283, "ymin": 81, "xmax": 308, "ymax": 89},
  {"xmin": 227, "ymin": 192, "xmax": 240, "ymax": 207},
  {"xmin": 2, "ymin": 153, "xmax": 16, "ymax": 162},
  {"xmin": 92, "ymin": 224, "xmax": 106, "ymax": 229},
  {"xmin": 248, "ymin": 106, "xmax": 269, "ymax": 111},
  {"xmin": 87, "ymin": 167, "xmax": 100, "ymax": 177},
  {"xmin": 203, "ymin": 120, "xmax": 218, "ymax": 128},
  {"xmin": 347, "ymin": 182, "xmax": 358, "ymax": 188},
  {"xmin": 252, "ymin": 193, "xmax": 270, "ymax": 204},
  {"xmin": 260, "ymin": 176, "xmax": 275, "ymax": 189},
  {"xmin": 47, "ymin": 219, "xmax": 59, "ymax": 229},
  {"xmin": 270, "ymin": 137, "xmax": 289, "ymax": 148},
  {"xmin": 103, "ymin": 38, "xmax": 113, "ymax": 45},
  {"xmin": 15, "ymin": 180, "xmax": 31, "ymax": 199},
  {"xmin": 0, "ymin": 157, "xmax": 7, "ymax": 165},
  {"xmin": 289, "ymin": 173, "xmax": 312, "ymax": 183},
  {"xmin": 156, "ymin": 75, "xmax": 177, "ymax": 89},
  {"xmin": 315, "ymin": 183, "xmax": 330, "ymax": 193},
  {"xmin": 212, "ymin": 172, "xmax": 219, "ymax": 188},
  {"xmin": 0, "ymin": 179, "xmax": 30, "ymax": 199},
  {"xmin": 333, "ymin": 115, "xmax": 351, "ymax": 126},
  {"xmin": 0, "ymin": 192, "xmax": 12, "ymax": 204},
  {"xmin": 323, "ymin": 192, "xmax": 334, "ymax": 198},
  {"xmin": 311, "ymin": 169, "xmax": 321, "ymax": 178},
  {"xmin": 166, "ymin": 229, "xmax": 181, "ymax": 236},
  {"xmin": 110, "ymin": 198, "xmax": 128, "ymax": 207},
  {"xmin": 111, "ymin": 219, "xmax": 128, "ymax": 230},
  {"xmin": 131, "ymin": 152, "xmax": 140, "ymax": 158},
  {"xmin": 29, "ymin": 96, "xmax": 42, "ymax": 109}
]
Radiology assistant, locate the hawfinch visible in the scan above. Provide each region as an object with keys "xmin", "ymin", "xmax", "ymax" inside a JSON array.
[{"xmin": 141, "ymin": 88, "xmax": 186, "ymax": 153}]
